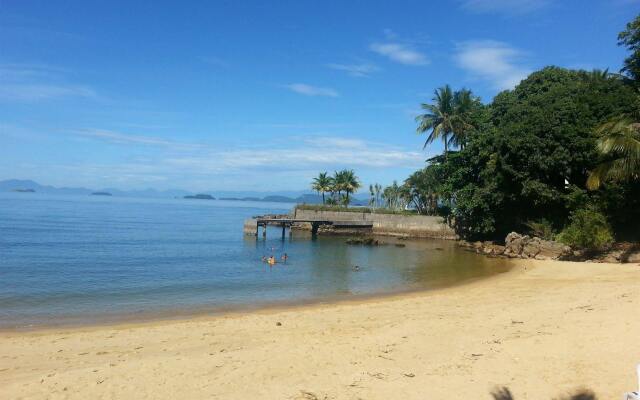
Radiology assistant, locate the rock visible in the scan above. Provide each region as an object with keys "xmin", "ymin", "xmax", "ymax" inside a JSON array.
[
  {"xmin": 482, "ymin": 243, "xmax": 505, "ymax": 256},
  {"xmin": 522, "ymin": 238, "xmax": 542, "ymax": 258},
  {"xmin": 346, "ymin": 237, "xmax": 379, "ymax": 246},
  {"xmin": 503, "ymin": 232, "xmax": 571, "ymax": 260},
  {"xmin": 627, "ymin": 251, "xmax": 640, "ymax": 263},
  {"xmin": 504, "ymin": 232, "xmax": 528, "ymax": 256}
]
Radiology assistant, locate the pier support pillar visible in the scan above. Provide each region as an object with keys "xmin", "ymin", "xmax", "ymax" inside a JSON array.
[
  {"xmin": 281, "ymin": 224, "xmax": 286, "ymax": 240},
  {"xmin": 262, "ymin": 225, "xmax": 267, "ymax": 238}
]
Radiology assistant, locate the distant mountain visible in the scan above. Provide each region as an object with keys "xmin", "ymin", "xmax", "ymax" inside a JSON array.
[
  {"xmin": 0, "ymin": 179, "xmax": 369, "ymax": 204},
  {"xmin": 184, "ymin": 194, "xmax": 215, "ymax": 200}
]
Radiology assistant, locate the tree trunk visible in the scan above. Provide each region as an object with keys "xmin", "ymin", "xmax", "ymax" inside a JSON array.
[
  {"xmin": 444, "ymin": 134, "xmax": 449, "ymax": 160},
  {"xmin": 322, "ymin": 192, "xmax": 325, "ymax": 204}
]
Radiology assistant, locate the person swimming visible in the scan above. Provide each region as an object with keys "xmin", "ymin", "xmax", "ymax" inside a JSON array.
[
  {"xmin": 268, "ymin": 256, "xmax": 276, "ymax": 265},
  {"xmin": 353, "ymin": 265, "xmax": 360, "ymax": 271},
  {"xmin": 281, "ymin": 253, "xmax": 288, "ymax": 263}
]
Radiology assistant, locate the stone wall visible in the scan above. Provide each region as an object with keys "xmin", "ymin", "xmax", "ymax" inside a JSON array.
[{"xmin": 291, "ymin": 209, "xmax": 457, "ymax": 239}]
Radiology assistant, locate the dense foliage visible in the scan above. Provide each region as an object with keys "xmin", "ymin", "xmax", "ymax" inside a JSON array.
[
  {"xmin": 557, "ymin": 208, "xmax": 614, "ymax": 251},
  {"xmin": 404, "ymin": 14, "xmax": 640, "ymax": 243}
]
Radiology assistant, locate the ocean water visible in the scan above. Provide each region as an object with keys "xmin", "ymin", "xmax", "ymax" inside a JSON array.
[{"xmin": 0, "ymin": 193, "xmax": 509, "ymax": 329}]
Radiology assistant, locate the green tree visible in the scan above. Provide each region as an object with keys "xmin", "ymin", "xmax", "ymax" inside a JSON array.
[
  {"xmin": 332, "ymin": 170, "xmax": 345, "ymax": 200},
  {"xmin": 341, "ymin": 169, "xmax": 361, "ymax": 204},
  {"xmin": 311, "ymin": 172, "xmax": 334, "ymax": 204},
  {"xmin": 382, "ymin": 181, "xmax": 408, "ymax": 211},
  {"xmin": 450, "ymin": 67, "xmax": 635, "ymax": 239},
  {"xmin": 587, "ymin": 117, "xmax": 640, "ymax": 189},
  {"xmin": 369, "ymin": 183, "xmax": 383, "ymax": 210},
  {"xmin": 416, "ymin": 85, "xmax": 479, "ymax": 157},
  {"xmin": 619, "ymin": 14, "xmax": 640, "ymax": 83},
  {"xmin": 404, "ymin": 166, "xmax": 442, "ymax": 215}
]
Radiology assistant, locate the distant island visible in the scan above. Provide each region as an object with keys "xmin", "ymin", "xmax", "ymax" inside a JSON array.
[
  {"xmin": 184, "ymin": 194, "xmax": 215, "ymax": 200},
  {"xmin": 91, "ymin": 192, "xmax": 112, "ymax": 196},
  {"xmin": 0, "ymin": 179, "xmax": 368, "ymax": 205}
]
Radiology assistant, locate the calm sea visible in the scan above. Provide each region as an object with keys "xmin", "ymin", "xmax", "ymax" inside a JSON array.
[{"xmin": 0, "ymin": 192, "xmax": 509, "ymax": 329}]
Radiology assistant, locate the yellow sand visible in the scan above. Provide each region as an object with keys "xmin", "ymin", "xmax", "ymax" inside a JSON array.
[{"xmin": 1, "ymin": 259, "xmax": 639, "ymax": 399}]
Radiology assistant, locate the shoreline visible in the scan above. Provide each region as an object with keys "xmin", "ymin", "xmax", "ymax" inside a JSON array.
[
  {"xmin": 0, "ymin": 257, "xmax": 513, "ymax": 334},
  {"xmin": 2, "ymin": 259, "xmax": 639, "ymax": 399}
]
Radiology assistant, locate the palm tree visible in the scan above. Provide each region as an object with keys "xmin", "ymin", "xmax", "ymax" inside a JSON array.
[
  {"xmin": 416, "ymin": 85, "xmax": 454, "ymax": 157},
  {"xmin": 587, "ymin": 116, "xmax": 640, "ymax": 189},
  {"xmin": 311, "ymin": 172, "xmax": 334, "ymax": 204},
  {"xmin": 449, "ymin": 89, "xmax": 477, "ymax": 150},
  {"xmin": 341, "ymin": 169, "xmax": 361, "ymax": 204},
  {"xmin": 332, "ymin": 170, "xmax": 345, "ymax": 200},
  {"xmin": 369, "ymin": 183, "xmax": 383, "ymax": 210},
  {"xmin": 416, "ymin": 85, "xmax": 477, "ymax": 157},
  {"xmin": 382, "ymin": 181, "xmax": 407, "ymax": 211}
]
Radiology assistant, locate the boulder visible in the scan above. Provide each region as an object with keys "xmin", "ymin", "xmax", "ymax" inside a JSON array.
[
  {"xmin": 504, "ymin": 232, "xmax": 528, "ymax": 257},
  {"xmin": 503, "ymin": 232, "xmax": 571, "ymax": 260},
  {"xmin": 482, "ymin": 243, "xmax": 506, "ymax": 256}
]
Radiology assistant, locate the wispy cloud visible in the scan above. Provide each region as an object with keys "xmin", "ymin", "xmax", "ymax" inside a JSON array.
[
  {"xmin": 369, "ymin": 42, "xmax": 429, "ymax": 66},
  {"xmin": 326, "ymin": 62, "xmax": 379, "ymax": 77},
  {"xmin": 69, "ymin": 129, "xmax": 422, "ymax": 170},
  {"xmin": 284, "ymin": 83, "xmax": 339, "ymax": 97},
  {"xmin": 459, "ymin": 0, "xmax": 550, "ymax": 15},
  {"xmin": 72, "ymin": 129, "xmax": 201, "ymax": 149},
  {"xmin": 454, "ymin": 40, "xmax": 531, "ymax": 90},
  {"xmin": 0, "ymin": 64, "xmax": 98, "ymax": 102},
  {"xmin": 167, "ymin": 136, "xmax": 423, "ymax": 170}
]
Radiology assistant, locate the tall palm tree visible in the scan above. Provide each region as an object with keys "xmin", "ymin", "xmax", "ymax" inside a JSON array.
[
  {"xmin": 332, "ymin": 170, "xmax": 346, "ymax": 200},
  {"xmin": 311, "ymin": 172, "xmax": 334, "ymax": 204},
  {"xmin": 449, "ymin": 89, "xmax": 476, "ymax": 150},
  {"xmin": 416, "ymin": 85, "xmax": 454, "ymax": 157},
  {"xmin": 587, "ymin": 116, "xmax": 640, "ymax": 189},
  {"xmin": 341, "ymin": 169, "xmax": 361, "ymax": 204},
  {"xmin": 416, "ymin": 85, "xmax": 477, "ymax": 157}
]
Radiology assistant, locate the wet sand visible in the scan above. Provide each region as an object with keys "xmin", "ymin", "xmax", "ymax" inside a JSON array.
[{"xmin": 1, "ymin": 259, "xmax": 639, "ymax": 399}]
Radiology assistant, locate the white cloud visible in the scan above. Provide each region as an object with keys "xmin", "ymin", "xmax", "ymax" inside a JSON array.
[
  {"xmin": 284, "ymin": 83, "xmax": 339, "ymax": 97},
  {"xmin": 72, "ymin": 129, "xmax": 201, "ymax": 149},
  {"xmin": 460, "ymin": 0, "xmax": 550, "ymax": 15},
  {"xmin": 69, "ymin": 128, "xmax": 421, "ymax": 170},
  {"xmin": 0, "ymin": 64, "xmax": 97, "ymax": 102},
  {"xmin": 454, "ymin": 40, "xmax": 531, "ymax": 90},
  {"xmin": 369, "ymin": 42, "xmax": 429, "ymax": 66},
  {"xmin": 167, "ymin": 137, "xmax": 423, "ymax": 170},
  {"xmin": 326, "ymin": 62, "xmax": 379, "ymax": 77}
]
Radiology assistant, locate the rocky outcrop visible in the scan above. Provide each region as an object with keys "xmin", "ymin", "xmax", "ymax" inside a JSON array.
[
  {"xmin": 460, "ymin": 233, "xmax": 571, "ymax": 260},
  {"xmin": 503, "ymin": 232, "xmax": 572, "ymax": 260}
]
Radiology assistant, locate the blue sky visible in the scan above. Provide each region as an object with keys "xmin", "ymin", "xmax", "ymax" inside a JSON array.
[{"xmin": 1, "ymin": 0, "xmax": 638, "ymax": 192}]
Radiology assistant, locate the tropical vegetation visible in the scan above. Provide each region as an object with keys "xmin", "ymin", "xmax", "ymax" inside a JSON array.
[
  {"xmin": 310, "ymin": 169, "xmax": 361, "ymax": 206},
  {"xmin": 307, "ymin": 15, "xmax": 640, "ymax": 251},
  {"xmin": 403, "ymin": 14, "xmax": 640, "ymax": 248}
]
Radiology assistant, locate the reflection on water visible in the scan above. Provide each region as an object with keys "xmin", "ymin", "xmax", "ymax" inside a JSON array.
[{"xmin": 0, "ymin": 192, "xmax": 509, "ymax": 329}]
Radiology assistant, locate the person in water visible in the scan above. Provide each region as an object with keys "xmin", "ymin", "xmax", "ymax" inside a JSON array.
[
  {"xmin": 268, "ymin": 256, "xmax": 276, "ymax": 265},
  {"xmin": 281, "ymin": 253, "xmax": 288, "ymax": 263},
  {"xmin": 261, "ymin": 255, "xmax": 267, "ymax": 262}
]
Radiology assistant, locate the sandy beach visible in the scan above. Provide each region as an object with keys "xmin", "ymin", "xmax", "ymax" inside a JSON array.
[{"xmin": 1, "ymin": 259, "xmax": 639, "ymax": 399}]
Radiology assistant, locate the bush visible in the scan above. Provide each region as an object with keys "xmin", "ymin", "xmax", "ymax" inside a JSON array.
[
  {"xmin": 524, "ymin": 219, "xmax": 556, "ymax": 241},
  {"xmin": 557, "ymin": 208, "xmax": 614, "ymax": 250}
]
